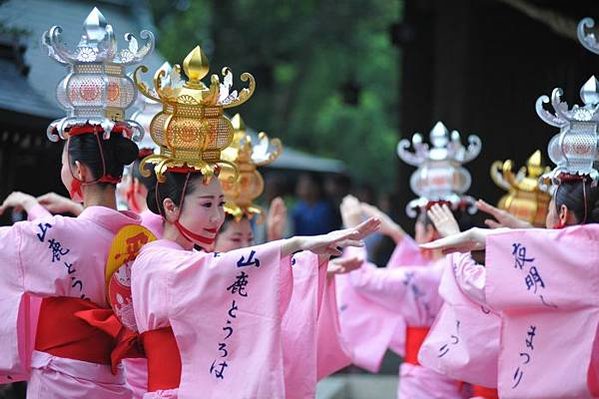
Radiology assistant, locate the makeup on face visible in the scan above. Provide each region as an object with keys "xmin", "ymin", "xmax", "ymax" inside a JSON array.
[{"xmin": 175, "ymin": 178, "xmax": 226, "ymax": 249}]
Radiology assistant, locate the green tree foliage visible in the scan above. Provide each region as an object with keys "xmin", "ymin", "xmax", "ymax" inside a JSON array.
[{"xmin": 149, "ymin": 0, "xmax": 401, "ymax": 187}]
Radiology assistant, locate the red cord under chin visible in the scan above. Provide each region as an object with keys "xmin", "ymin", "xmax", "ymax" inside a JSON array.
[{"xmin": 174, "ymin": 221, "xmax": 215, "ymax": 245}]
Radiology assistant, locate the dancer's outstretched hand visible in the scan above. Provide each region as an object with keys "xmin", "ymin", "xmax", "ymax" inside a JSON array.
[
  {"xmin": 340, "ymin": 195, "xmax": 363, "ymax": 229},
  {"xmin": 0, "ymin": 191, "xmax": 37, "ymax": 215},
  {"xmin": 37, "ymin": 192, "xmax": 83, "ymax": 216},
  {"xmin": 283, "ymin": 217, "xmax": 381, "ymax": 257},
  {"xmin": 361, "ymin": 202, "xmax": 405, "ymax": 242},
  {"xmin": 477, "ymin": 199, "xmax": 531, "ymax": 229},
  {"xmin": 427, "ymin": 204, "xmax": 460, "ymax": 238},
  {"xmin": 304, "ymin": 217, "xmax": 380, "ymax": 256},
  {"xmin": 327, "ymin": 256, "xmax": 363, "ymax": 276},
  {"xmin": 267, "ymin": 197, "xmax": 287, "ymax": 241},
  {"xmin": 420, "ymin": 227, "xmax": 506, "ymax": 254}
]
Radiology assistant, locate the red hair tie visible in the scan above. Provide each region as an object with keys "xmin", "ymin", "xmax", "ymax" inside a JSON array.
[
  {"xmin": 138, "ymin": 148, "xmax": 155, "ymax": 159},
  {"xmin": 425, "ymin": 200, "xmax": 452, "ymax": 211},
  {"xmin": 98, "ymin": 175, "xmax": 122, "ymax": 184},
  {"xmin": 68, "ymin": 122, "xmax": 130, "ymax": 138},
  {"xmin": 558, "ymin": 173, "xmax": 588, "ymax": 182},
  {"xmin": 110, "ymin": 123, "xmax": 132, "ymax": 138},
  {"xmin": 67, "ymin": 123, "xmax": 104, "ymax": 137},
  {"xmin": 167, "ymin": 166, "xmax": 198, "ymax": 174}
]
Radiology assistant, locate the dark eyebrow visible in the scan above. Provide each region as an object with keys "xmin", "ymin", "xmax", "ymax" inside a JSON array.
[{"xmin": 198, "ymin": 195, "xmax": 224, "ymax": 199}]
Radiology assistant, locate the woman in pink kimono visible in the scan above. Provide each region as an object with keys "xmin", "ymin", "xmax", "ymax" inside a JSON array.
[
  {"xmin": 0, "ymin": 123, "xmax": 140, "ymax": 399},
  {"xmin": 121, "ymin": 195, "xmax": 353, "ymax": 398},
  {"xmin": 27, "ymin": 146, "xmax": 167, "ymax": 399},
  {"xmin": 2, "ymin": 146, "xmax": 164, "ymax": 399},
  {"xmin": 422, "ymin": 178, "xmax": 599, "ymax": 398},
  {"xmin": 130, "ymin": 168, "xmax": 379, "ymax": 399},
  {"xmin": 337, "ymin": 195, "xmax": 465, "ymax": 399}
]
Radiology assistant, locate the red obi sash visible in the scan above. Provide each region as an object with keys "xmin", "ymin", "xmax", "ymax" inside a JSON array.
[
  {"xmin": 140, "ymin": 327, "xmax": 182, "ymax": 392},
  {"xmin": 34, "ymin": 297, "xmax": 143, "ymax": 373},
  {"xmin": 404, "ymin": 326, "xmax": 430, "ymax": 365},
  {"xmin": 472, "ymin": 385, "xmax": 499, "ymax": 399}
]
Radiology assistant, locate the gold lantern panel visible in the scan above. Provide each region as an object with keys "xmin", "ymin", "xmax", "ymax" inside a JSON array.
[{"xmin": 491, "ymin": 150, "xmax": 551, "ymax": 227}]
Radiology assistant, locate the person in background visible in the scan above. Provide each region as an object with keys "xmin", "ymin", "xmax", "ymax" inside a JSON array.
[
  {"xmin": 292, "ymin": 173, "xmax": 337, "ymax": 236},
  {"xmin": 324, "ymin": 174, "xmax": 352, "ymax": 230}
]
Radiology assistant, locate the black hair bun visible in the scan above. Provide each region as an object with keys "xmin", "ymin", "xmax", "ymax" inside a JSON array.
[{"xmin": 113, "ymin": 135, "xmax": 139, "ymax": 166}]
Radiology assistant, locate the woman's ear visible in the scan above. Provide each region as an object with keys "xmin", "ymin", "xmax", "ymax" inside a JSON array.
[
  {"xmin": 558, "ymin": 204, "xmax": 570, "ymax": 227},
  {"xmin": 72, "ymin": 160, "xmax": 82, "ymax": 180},
  {"xmin": 73, "ymin": 160, "xmax": 91, "ymax": 182},
  {"xmin": 163, "ymin": 197, "xmax": 180, "ymax": 223}
]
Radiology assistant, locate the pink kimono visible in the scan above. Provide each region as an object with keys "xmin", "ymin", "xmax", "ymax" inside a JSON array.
[
  {"xmin": 335, "ymin": 236, "xmax": 427, "ymax": 372},
  {"xmin": 124, "ymin": 357, "xmax": 148, "ymax": 399},
  {"xmin": 385, "ymin": 236, "xmax": 429, "ymax": 356},
  {"xmin": 281, "ymin": 252, "xmax": 351, "ymax": 399},
  {"xmin": 339, "ymin": 237, "xmax": 464, "ymax": 399},
  {"xmin": 483, "ymin": 225, "xmax": 599, "ymax": 398},
  {"xmin": 27, "ymin": 203, "xmax": 53, "ymax": 220},
  {"xmin": 336, "ymin": 271, "xmax": 403, "ymax": 372},
  {"xmin": 315, "ymin": 273, "xmax": 352, "ymax": 380},
  {"xmin": 131, "ymin": 239, "xmax": 294, "ymax": 399},
  {"xmin": 418, "ymin": 253, "xmax": 501, "ymax": 388},
  {"xmin": 0, "ymin": 206, "xmax": 141, "ymax": 398}
]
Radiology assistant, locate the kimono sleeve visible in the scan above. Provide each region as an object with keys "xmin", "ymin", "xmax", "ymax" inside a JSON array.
[
  {"xmin": 280, "ymin": 251, "xmax": 321, "ymax": 398},
  {"xmin": 316, "ymin": 273, "xmax": 352, "ymax": 379},
  {"xmin": 346, "ymin": 261, "xmax": 414, "ymax": 314},
  {"xmin": 453, "ymin": 252, "xmax": 488, "ymax": 306},
  {"xmin": 335, "ymin": 271, "xmax": 401, "ymax": 373},
  {"xmin": 0, "ymin": 221, "xmax": 46, "ymax": 381},
  {"xmin": 386, "ymin": 235, "xmax": 428, "ymax": 269},
  {"xmin": 418, "ymin": 254, "xmax": 500, "ymax": 388}
]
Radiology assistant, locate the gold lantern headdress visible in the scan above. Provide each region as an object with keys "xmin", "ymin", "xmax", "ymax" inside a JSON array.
[
  {"xmin": 490, "ymin": 150, "xmax": 551, "ymax": 227},
  {"xmin": 43, "ymin": 7, "xmax": 154, "ymax": 142},
  {"xmin": 133, "ymin": 46, "xmax": 256, "ymax": 181},
  {"xmin": 221, "ymin": 114, "xmax": 282, "ymax": 221}
]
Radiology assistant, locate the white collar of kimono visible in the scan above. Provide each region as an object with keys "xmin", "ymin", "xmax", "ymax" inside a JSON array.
[{"xmin": 78, "ymin": 206, "xmax": 141, "ymax": 234}]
